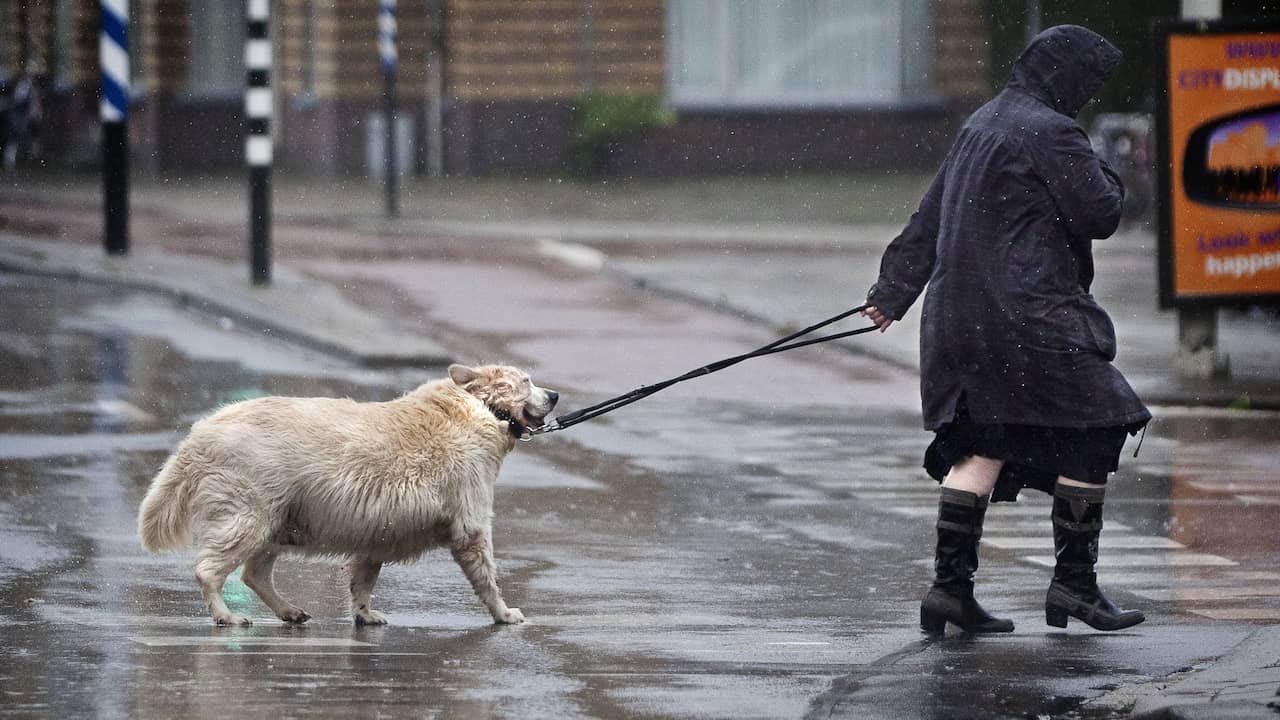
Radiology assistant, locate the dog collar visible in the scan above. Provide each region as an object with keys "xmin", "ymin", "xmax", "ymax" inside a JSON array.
[{"xmin": 489, "ymin": 407, "xmax": 528, "ymax": 440}]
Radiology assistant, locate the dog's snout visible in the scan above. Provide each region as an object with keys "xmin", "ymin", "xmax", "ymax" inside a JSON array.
[{"xmin": 546, "ymin": 390, "xmax": 559, "ymax": 408}]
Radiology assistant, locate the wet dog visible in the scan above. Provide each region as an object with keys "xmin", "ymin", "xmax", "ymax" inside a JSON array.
[{"xmin": 137, "ymin": 364, "xmax": 557, "ymax": 626}]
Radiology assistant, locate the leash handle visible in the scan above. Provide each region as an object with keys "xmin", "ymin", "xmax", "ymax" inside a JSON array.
[{"xmin": 533, "ymin": 304, "xmax": 872, "ymax": 436}]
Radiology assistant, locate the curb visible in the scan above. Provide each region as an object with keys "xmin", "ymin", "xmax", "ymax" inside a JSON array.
[
  {"xmin": 0, "ymin": 237, "xmax": 452, "ymax": 370},
  {"xmin": 1131, "ymin": 699, "xmax": 1280, "ymax": 720}
]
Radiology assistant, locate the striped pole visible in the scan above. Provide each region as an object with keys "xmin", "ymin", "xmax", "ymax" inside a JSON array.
[
  {"xmin": 100, "ymin": 0, "xmax": 129, "ymax": 255},
  {"xmin": 246, "ymin": 0, "xmax": 272, "ymax": 285},
  {"xmin": 380, "ymin": 0, "xmax": 399, "ymax": 218}
]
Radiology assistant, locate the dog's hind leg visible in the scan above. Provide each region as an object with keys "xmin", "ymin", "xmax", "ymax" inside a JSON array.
[
  {"xmin": 193, "ymin": 506, "xmax": 267, "ymax": 626},
  {"xmin": 195, "ymin": 547, "xmax": 254, "ymax": 626},
  {"xmin": 344, "ymin": 555, "xmax": 388, "ymax": 626},
  {"xmin": 450, "ymin": 529, "xmax": 524, "ymax": 625},
  {"xmin": 242, "ymin": 550, "xmax": 310, "ymax": 624}
]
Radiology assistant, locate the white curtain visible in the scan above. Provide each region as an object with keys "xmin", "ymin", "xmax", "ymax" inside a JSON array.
[{"xmin": 190, "ymin": 0, "xmax": 246, "ymax": 95}]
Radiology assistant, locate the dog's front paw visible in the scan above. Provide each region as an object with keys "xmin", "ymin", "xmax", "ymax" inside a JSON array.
[
  {"xmin": 495, "ymin": 608, "xmax": 525, "ymax": 625},
  {"xmin": 214, "ymin": 613, "xmax": 253, "ymax": 627},
  {"xmin": 354, "ymin": 609, "xmax": 388, "ymax": 626},
  {"xmin": 279, "ymin": 608, "xmax": 311, "ymax": 625}
]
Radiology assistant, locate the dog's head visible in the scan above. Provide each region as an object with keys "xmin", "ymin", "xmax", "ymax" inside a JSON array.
[{"xmin": 448, "ymin": 364, "xmax": 559, "ymax": 438}]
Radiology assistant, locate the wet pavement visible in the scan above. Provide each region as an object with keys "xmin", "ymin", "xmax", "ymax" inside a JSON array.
[{"xmin": 2, "ymin": 263, "xmax": 1279, "ymax": 719}]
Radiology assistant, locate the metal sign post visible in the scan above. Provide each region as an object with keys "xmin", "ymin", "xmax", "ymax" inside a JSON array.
[
  {"xmin": 246, "ymin": 0, "xmax": 273, "ymax": 285},
  {"xmin": 100, "ymin": 0, "xmax": 129, "ymax": 256},
  {"xmin": 381, "ymin": 0, "xmax": 399, "ymax": 218}
]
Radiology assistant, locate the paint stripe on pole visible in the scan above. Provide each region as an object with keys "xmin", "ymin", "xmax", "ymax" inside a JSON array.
[
  {"xmin": 380, "ymin": 0, "xmax": 398, "ymax": 71},
  {"xmin": 246, "ymin": 135, "xmax": 273, "ymax": 166},
  {"xmin": 245, "ymin": 87, "xmax": 272, "ymax": 119},
  {"xmin": 246, "ymin": 0, "xmax": 273, "ymax": 285},
  {"xmin": 100, "ymin": 0, "xmax": 130, "ymax": 255},
  {"xmin": 245, "ymin": 7, "xmax": 271, "ymax": 169},
  {"xmin": 99, "ymin": 0, "xmax": 129, "ymax": 122},
  {"xmin": 248, "ymin": 0, "xmax": 269, "ymax": 21},
  {"xmin": 245, "ymin": 39, "xmax": 272, "ymax": 70}
]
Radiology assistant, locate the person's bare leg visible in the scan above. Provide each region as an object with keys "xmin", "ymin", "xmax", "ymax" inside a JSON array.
[
  {"xmin": 1057, "ymin": 476, "xmax": 1103, "ymax": 489},
  {"xmin": 941, "ymin": 455, "xmax": 1003, "ymax": 497}
]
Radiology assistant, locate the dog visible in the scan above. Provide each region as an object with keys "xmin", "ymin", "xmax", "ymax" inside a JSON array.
[{"xmin": 137, "ymin": 364, "xmax": 558, "ymax": 626}]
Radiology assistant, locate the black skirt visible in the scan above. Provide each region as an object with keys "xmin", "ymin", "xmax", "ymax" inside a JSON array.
[{"xmin": 924, "ymin": 402, "xmax": 1148, "ymax": 503}]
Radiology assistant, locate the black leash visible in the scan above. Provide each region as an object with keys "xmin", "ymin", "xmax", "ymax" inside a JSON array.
[{"xmin": 529, "ymin": 305, "xmax": 874, "ymax": 437}]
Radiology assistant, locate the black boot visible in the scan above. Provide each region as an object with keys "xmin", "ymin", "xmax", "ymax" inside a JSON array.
[
  {"xmin": 1046, "ymin": 484, "xmax": 1145, "ymax": 631},
  {"xmin": 920, "ymin": 487, "xmax": 1015, "ymax": 636}
]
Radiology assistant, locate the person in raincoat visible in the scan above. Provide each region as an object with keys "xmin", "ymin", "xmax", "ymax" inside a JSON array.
[{"xmin": 863, "ymin": 25, "xmax": 1150, "ymax": 635}]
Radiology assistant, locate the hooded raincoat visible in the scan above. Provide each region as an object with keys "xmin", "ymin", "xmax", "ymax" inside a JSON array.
[{"xmin": 867, "ymin": 25, "xmax": 1150, "ymax": 434}]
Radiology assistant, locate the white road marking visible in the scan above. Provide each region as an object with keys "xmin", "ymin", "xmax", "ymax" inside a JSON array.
[
  {"xmin": 1233, "ymin": 495, "xmax": 1280, "ymax": 505},
  {"xmin": 765, "ymin": 641, "xmax": 832, "ymax": 646},
  {"xmin": 982, "ymin": 535, "xmax": 1184, "ymax": 550},
  {"xmin": 131, "ymin": 636, "xmax": 373, "ymax": 647},
  {"xmin": 1127, "ymin": 585, "xmax": 1280, "ymax": 602},
  {"xmin": 1189, "ymin": 608, "xmax": 1280, "ymax": 621},
  {"xmin": 1023, "ymin": 553, "xmax": 1237, "ymax": 568},
  {"xmin": 1185, "ymin": 481, "xmax": 1280, "ymax": 494}
]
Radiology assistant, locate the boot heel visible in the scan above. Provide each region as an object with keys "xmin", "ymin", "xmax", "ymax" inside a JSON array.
[
  {"xmin": 1045, "ymin": 603, "xmax": 1069, "ymax": 628},
  {"xmin": 920, "ymin": 606, "xmax": 947, "ymax": 636}
]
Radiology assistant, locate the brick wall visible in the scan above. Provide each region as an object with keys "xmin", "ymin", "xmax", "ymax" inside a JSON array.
[
  {"xmin": 7, "ymin": 0, "xmax": 991, "ymax": 176},
  {"xmin": 445, "ymin": 0, "xmax": 663, "ymax": 100},
  {"xmin": 933, "ymin": 0, "xmax": 990, "ymax": 103}
]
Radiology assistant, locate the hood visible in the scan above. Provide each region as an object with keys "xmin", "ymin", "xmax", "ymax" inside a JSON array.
[{"xmin": 1006, "ymin": 25, "xmax": 1122, "ymax": 118}]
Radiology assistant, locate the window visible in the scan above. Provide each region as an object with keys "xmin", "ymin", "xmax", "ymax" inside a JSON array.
[
  {"xmin": 53, "ymin": 0, "xmax": 74, "ymax": 85},
  {"xmin": 667, "ymin": 0, "xmax": 934, "ymax": 109},
  {"xmin": 190, "ymin": 0, "xmax": 244, "ymax": 95}
]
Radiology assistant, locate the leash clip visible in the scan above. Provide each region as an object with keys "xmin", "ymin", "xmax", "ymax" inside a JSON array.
[{"xmin": 523, "ymin": 421, "xmax": 559, "ymax": 440}]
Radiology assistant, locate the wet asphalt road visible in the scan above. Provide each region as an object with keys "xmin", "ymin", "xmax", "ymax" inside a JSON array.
[{"xmin": 1, "ymin": 270, "xmax": 1278, "ymax": 719}]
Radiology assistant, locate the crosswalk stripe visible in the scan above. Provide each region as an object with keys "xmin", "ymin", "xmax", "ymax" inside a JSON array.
[
  {"xmin": 851, "ymin": 491, "xmax": 953, "ymax": 501},
  {"xmin": 1022, "ymin": 553, "xmax": 1237, "ymax": 568},
  {"xmin": 1189, "ymin": 608, "xmax": 1280, "ymax": 621},
  {"xmin": 1097, "ymin": 570, "xmax": 1280, "ymax": 586},
  {"xmin": 131, "ymin": 636, "xmax": 372, "ymax": 647},
  {"xmin": 982, "ymin": 535, "xmax": 1184, "ymax": 550},
  {"xmin": 886, "ymin": 503, "xmax": 1051, "ymax": 517},
  {"xmin": 983, "ymin": 519, "xmax": 1133, "ymax": 532},
  {"xmin": 1185, "ymin": 481, "xmax": 1280, "ymax": 493},
  {"xmin": 1127, "ymin": 585, "xmax": 1280, "ymax": 602},
  {"xmin": 1233, "ymin": 495, "xmax": 1280, "ymax": 505}
]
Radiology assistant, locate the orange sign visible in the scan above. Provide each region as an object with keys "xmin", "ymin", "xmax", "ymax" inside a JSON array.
[{"xmin": 1158, "ymin": 21, "xmax": 1280, "ymax": 306}]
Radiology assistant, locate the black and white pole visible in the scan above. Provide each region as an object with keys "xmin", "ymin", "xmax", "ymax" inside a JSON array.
[
  {"xmin": 100, "ymin": 0, "xmax": 129, "ymax": 255},
  {"xmin": 246, "ymin": 0, "xmax": 273, "ymax": 285},
  {"xmin": 380, "ymin": 0, "xmax": 399, "ymax": 218}
]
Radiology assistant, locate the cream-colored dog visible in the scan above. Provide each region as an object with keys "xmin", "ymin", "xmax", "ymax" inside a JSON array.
[{"xmin": 137, "ymin": 364, "xmax": 557, "ymax": 627}]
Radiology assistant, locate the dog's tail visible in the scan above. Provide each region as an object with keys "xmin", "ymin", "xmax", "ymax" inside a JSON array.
[{"xmin": 137, "ymin": 448, "xmax": 196, "ymax": 552}]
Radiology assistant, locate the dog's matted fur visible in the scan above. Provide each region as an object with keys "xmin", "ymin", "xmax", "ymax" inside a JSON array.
[{"xmin": 137, "ymin": 364, "xmax": 557, "ymax": 626}]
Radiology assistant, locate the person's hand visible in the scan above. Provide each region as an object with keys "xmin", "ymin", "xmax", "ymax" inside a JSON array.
[{"xmin": 862, "ymin": 303, "xmax": 894, "ymax": 332}]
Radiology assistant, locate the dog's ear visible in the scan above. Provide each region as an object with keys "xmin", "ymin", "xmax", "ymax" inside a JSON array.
[{"xmin": 448, "ymin": 364, "xmax": 480, "ymax": 386}]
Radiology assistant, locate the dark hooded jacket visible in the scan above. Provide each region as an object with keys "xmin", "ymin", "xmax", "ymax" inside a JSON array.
[{"xmin": 867, "ymin": 25, "xmax": 1150, "ymax": 431}]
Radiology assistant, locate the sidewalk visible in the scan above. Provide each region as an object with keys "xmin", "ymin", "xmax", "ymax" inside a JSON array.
[
  {"xmin": 2, "ymin": 171, "xmax": 1280, "ymax": 718},
  {"xmin": 1091, "ymin": 625, "xmax": 1280, "ymax": 720}
]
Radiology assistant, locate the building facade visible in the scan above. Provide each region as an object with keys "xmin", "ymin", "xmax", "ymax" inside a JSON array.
[{"xmin": 2, "ymin": 0, "xmax": 992, "ymax": 176}]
